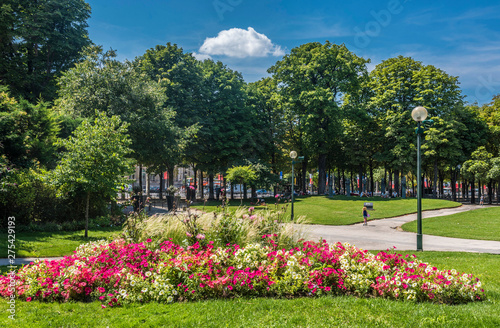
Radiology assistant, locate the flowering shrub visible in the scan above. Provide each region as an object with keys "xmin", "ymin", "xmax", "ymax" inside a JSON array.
[{"xmin": 0, "ymin": 239, "xmax": 485, "ymax": 307}]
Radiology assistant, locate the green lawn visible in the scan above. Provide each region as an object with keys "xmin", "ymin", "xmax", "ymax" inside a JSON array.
[
  {"xmin": 192, "ymin": 196, "xmax": 461, "ymax": 225},
  {"xmin": 1, "ymin": 251, "xmax": 498, "ymax": 327},
  {"xmin": 402, "ymin": 206, "xmax": 500, "ymax": 241},
  {"xmin": 0, "ymin": 227, "xmax": 122, "ymax": 258}
]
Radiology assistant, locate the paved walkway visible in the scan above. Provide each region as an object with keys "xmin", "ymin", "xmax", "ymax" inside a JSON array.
[
  {"xmin": 301, "ymin": 204, "xmax": 500, "ymax": 254},
  {"xmin": 1, "ymin": 205, "xmax": 498, "ymax": 267}
]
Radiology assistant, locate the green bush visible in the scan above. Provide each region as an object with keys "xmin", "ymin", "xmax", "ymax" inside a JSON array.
[{"xmin": 0, "ymin": 168, "xmax": 121, "ymax": 230}]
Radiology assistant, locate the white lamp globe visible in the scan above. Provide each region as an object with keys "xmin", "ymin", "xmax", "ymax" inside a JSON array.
[
  {"xmin": 412, "ymin": 106, "xmax": 428, "ymax": 122},
  {"xmin": 290, "ymin": 151, "xmax": 297, "ymax": 159}
]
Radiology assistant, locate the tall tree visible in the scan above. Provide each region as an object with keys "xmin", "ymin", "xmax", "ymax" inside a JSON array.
[
  {"xmin": 55, "ymin": 46, "xmax": 172, "ymax": 189},
  {"xmin": 246, "ymin": 78, "xmax": 285, "ymax": 174},
  {"xmin": 184, "ymin": 59, "xmax": 254, "ymax": 189},
  {"xmin": 0, "ymin": 85, "xmax": 59, "ymax": 168},
  {"xmin": 52, "ymin": 113, "xmax": 133, "ymax": 237},
  {"xmin": 0, "ymin": 0, "xmax": 91, "ymax": 101},
  {"xmin": 135, "ymin": 43, "xmax": 202, "ymax": 188},
  {"xmin": 269, "ymin": 42, "xmax": 369, "ymax": 194}
]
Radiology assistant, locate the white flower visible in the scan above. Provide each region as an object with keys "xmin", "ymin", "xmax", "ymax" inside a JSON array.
[
  {"xmin": 172, "ymin": 290, "xmax": 178, "ymax": 295},
  {"xmin": 167, "ymin": 296, "xmax": 173, "ymax": 303},
  {"xmin": 145, "ymin": 271, "xmax": 152, "ymax": 277},
  {"xmin": 141, "ymin": 288, "xmax": 148, "ymax": 293},
  {"xmin": 130, "ymin": 281, "xmax": 136, "ymax": 287}
]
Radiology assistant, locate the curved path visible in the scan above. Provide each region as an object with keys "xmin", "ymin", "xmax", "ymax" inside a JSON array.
[
  {"xmin": 2, "ymin": 205, "xmax": 498, "ymax": 267},
  {"xmin": 301, "ymin": 204, "xmax": 500, "ymax": 254}
]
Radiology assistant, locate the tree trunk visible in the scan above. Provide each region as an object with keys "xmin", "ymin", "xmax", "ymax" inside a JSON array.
[
  {"xmin": 342, "ymin": 168, "xmax": 345, "ymax": 195},
  {"xmin": 388, "ymin": 170, "xmax": 393, "ymax": 196},
  {"xmin": 199, "ymin": 171, "xmax": 204, "ymax": 200},
  {"xmin": 302, "ymin": 159, "xmax": 307, "ymax": 194},
  {"xmin": 488, "ymin": 180, "xmax": 493, "ymax": 204},
  {"xmin": 471, "ymin": 177, "xmax": 475, "ymax": 204},
  {"xmin": 438, "ymin": 170, "xmax": 444, "ymax": 198},
  {"xmin": 146, "ymin": 173, "xmax": 150, "ymax": 197},
  {"xmin": 209, "ymin": 174, "xmax": 215, "ymax": 200},
  {"xmin": 85, "ymin": 192, "xmax": 89, "ymax": 238},
  {"xmin": 369, "ymin": 160, "xmax": 374, "ymax": 193},
  {"xmin": 138, "ymin": 164, "xmax": 143, "ymax": 193},
  {"xmin": 394, "ymin": 169, "xmax": 400, "ymax": 197},
  {"xmin": 230, "ymin": 184, "xmax": 234, "ymax": 200},
  {"xmin": 433, "ymin": 160, "xmax": 438, "ymax": 199},
  {"xmin": 318, "ymin": 154, "xmax": 327, "ymax": 194},
  {"xmin": 497, "ymin": 181, "xmax": 500, "ymax": 204},
  {"xmin": 159, "ymin": 172, "xmax": 164, "ymax": 200},
  {"xmin": 193, "ymin": 167, "xmax": 197, "ymax": 196},
  {"xmin": 243, "ymin": 183, "xmax": 247, "ymax": 200},
  {"xmin": 359, "ymin": 164, "xmax": 363, "ymax": 193},
  {"xmin": 451, "ymin": 169, "xmax": 456, "ymax": 202},
  {"xmin": 168, "ymin": 167, "xmax": 174, "ymax": 188}
]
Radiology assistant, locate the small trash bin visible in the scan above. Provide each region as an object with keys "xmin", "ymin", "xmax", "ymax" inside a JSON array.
[{"xmin": 166, "ymin": 195, "xmax": 174, "ymax": 211}]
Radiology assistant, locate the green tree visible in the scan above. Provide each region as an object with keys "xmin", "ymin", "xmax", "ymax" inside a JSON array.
[
  {"xmin": 52, "ymin": 112, "xmax": 133, "ymax": 237},
  {"xmin": 226, "ymin": 165, "xmax": 257, "ymax": 204},
  {"xmin": 55, "ymin": 46, "xmax": 171, "ymax": 189},
  {"xmin": 246, "ymin": 78, "xmax": 285, "ymax": 174},
  {"xmin": 184, "ymin": 59, "xmax": 255, "ymax": 198},
  {"xmin": 421, "ymin": 117, "xmax": 463, "ymax": 198},
  {"xmin": 135, "ymin": 43, "xmax": 202, "ymax": 189},
  {"xmin": 478, "ymin": 95, "xmax": 500, "ymax": 155},
  {"xmin": 0, "ymin": 85, "xmax": 59, "ymax": 168},
  {"xmin": 269, "ymin": 42, "xmax": 369, "ymax": 194},
  {"xmin": 461, "ymin": 146, "xmax": 492, "ymax": 203},
  {"xmin": 0, "ymin": 0, "xmax": 91, "ymax": 101}
]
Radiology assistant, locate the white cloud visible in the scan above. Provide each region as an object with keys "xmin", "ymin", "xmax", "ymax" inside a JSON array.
[
  {"xmin": 191, "ymin": 52, "xmax": 212, "ymax": 61},
  {"xmin": 199, "ymin": 27, "xmax": 285, "ymax": 58}
]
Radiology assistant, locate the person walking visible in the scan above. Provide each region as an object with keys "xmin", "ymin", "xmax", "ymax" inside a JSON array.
[
  {"xmin": 362, "ymin": 206, "xmax": 368, "ymax": 226},
  {"xmin": 480, "ymin": 195, "xmax": 484, "ymax": 206}
]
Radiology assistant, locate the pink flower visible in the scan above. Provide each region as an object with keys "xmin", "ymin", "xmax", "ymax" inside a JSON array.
[
  {"xmin": 101, "ymin": 304, "xmax": 106, "ymax": 308},
  {"xmin": 196, "ymin": 234, "xmax": 205, "ymax": 240},
  {"xmin": 249, "ymin": 207, "xmax": 255, "ymax": 213},
  {"xmin": 26, "ymin": 297, "xmax": 32, "ymax": 302},
  {"xmin": 186, "ymin": 232, "xmax": 192, "ymax": 237},
  {"xmin": 146, "ymin": 238, "xmax": 152, "ymax": 243}
]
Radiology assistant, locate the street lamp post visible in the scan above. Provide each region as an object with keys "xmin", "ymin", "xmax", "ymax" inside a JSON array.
[
  {"xmin": 412, "ymin": 106, "xmax": 428, "ymax": 251},
  {"xmin": 290, "ymin": 151, "xmax": 297, "ymax": 221}
]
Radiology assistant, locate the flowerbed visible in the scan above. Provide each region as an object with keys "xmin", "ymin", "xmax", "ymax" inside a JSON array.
[{"xmin": 0, "ymin": 239, "xmax": 485, "ymax": 307}]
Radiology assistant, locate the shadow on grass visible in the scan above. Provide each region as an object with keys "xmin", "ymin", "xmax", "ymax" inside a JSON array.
[{"xmin": 0, "ymin": 227, "xmax": 122, "ymax": 243}]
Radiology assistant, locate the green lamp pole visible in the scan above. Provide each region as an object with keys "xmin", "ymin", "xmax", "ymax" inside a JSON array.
[
  {"xmin": 290, "ymin": 151, "xmax": 297, "ymax": 221},
  {"xmin": 412, "ymin": 106, "xmax": 428, "ymax": 252}
]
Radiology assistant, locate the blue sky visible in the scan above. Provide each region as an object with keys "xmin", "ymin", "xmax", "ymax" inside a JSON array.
[{"xmin": 86, "ymin": 0, "xmax": 500, "ymax": 105}]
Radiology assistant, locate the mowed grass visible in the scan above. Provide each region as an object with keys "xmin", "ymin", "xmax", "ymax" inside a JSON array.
[
  {"xmin": 192, "ymin": 196, "xmax": 461, "ymax": 225},
  {"xmin": 402, "ymin": 206, "xmax": 500, "ymax": 241},
  {"xmin": 0, "ymin": 227, "xmax": 122, "ymax": 258},
  {"xmin": 1, "ymin": 251, "xmax": 498, "ymax": 328}
]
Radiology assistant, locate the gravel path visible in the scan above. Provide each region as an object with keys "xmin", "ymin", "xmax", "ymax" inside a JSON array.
[{"xmin": 302, "ymin": 204, "xmax": 500, "ymax": 254}]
